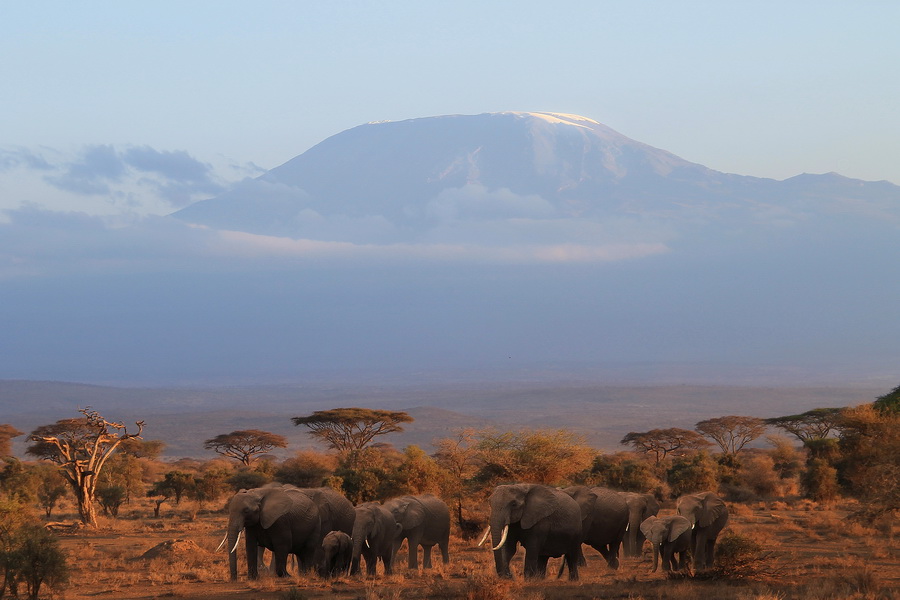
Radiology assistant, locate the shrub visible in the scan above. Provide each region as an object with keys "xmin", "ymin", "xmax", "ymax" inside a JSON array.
[
  {"xmin": 6, "ymin": 524, "xmax": 70, "ymax": 600},
  {"xmin": 708, "ymin": 530, "xmax": 767, "ymax": 580},
  {"xmin": 666, "ymin": 452, "xmax": 718, "ymax": 497},
  {"xmin": 275, "ymin": 450, "xmax": 336, "ymax": 488},
  {"xmin": 802, "ymin": 459, "xmax": 840, "ymax": 503}
]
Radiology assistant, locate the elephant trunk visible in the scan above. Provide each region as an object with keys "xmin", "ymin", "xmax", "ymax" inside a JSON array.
[
  {"xmin": 350, "ymin": 520, "xmax": 368, "ymax": 575},
  {"xmin": 226, "ymin": 520, "xmax": 243, "ymax": 581},
  {"xmin": 651, "ymin": 543, "xmax": 660, "ymax": 573}
]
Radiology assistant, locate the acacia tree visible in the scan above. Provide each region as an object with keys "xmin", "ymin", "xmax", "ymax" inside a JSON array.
[
  {"xmin": 695, "ymin": 416, "xmax": 767, "ymax": 458},
  {"xmin": 26, "ymin": 408, "xmax": 143, "ymax": 528},
  {"xmin": 620, "ymin": 428, "xmax": 711, "ymax": 464},
  {"xmin": 291, "ymin": 408, "xmax": 413, "ymax": 454},
  {"xmin": 203, "ymin": 430, "xmax": 288, "ymax": 466},
  {"xmin": 764, "ymin": 408, "xmax": 845, "ymax": 445}
]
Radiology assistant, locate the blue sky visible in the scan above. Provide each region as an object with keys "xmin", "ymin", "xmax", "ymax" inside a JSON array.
[
  {"xmin": 2, "ymin": 1, "xmax": 899, "ymax": 218},
  {"xmin": 2, "ymin": 2, "xmax": 899, "ymax": 385}
]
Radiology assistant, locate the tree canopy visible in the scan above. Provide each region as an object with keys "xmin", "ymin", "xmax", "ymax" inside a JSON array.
[
  {"xmin": 291, "ymin": 408, "xmax": 413, "ymax": 454},
  {"xmin": 764, "ymin": 407, "xmax": 844, "ymax": 444},
  {"xmin": 202, "ymin": 429, "xmax": 287, "ymax": 466},
  {"xmin": 695, "ymin": 415, "xmax": 767, "ymax": 457},
  {"xmin": 620, "ymin": 428, "xmax": 711, "ymax": 463}
]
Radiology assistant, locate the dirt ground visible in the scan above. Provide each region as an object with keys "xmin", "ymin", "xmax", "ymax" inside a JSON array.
[{"xmin": 47, "ymin": 499, "xmax": 899, "ymax": 600}]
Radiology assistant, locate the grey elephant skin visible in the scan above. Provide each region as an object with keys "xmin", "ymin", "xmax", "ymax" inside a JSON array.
[
  {"xmin": 319, "ymin": 530, "xmax": 353, "ymax": 577},
  {"xmin": 485, "ymin": 483, "xmax": 583, "ymax": 580},
  {"xmin": 224, "ymin": 486, "xmax": 321, "ymax": 580},
  {"xmin": 563, "ymin": 486, "xmax": 629, "ymax": 570},
  {"xmin": 351, "ymin": 502, "xmax": 402, "ymax": 576},
  {"xmin": 621, "ymin": 492, "xmax": 660, "ymax": 558},
  {"xmin": 676, "ymin": 491, "xmax": 729, "ymax": 569},
  {"xmin": 383, "ymin": 494, "xmax": 450, "ymax": 570},
  {"xmin": 640, "ymin": 515, "xmax": 692, "ymax": 572}
]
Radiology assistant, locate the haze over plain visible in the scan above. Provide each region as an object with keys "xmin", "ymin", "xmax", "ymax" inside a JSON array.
[{"xmin": 1, "ymin": 3, "xmax": 898, "ymax": 386}]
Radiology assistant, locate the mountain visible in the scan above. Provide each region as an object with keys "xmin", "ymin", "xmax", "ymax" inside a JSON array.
[
  {"xmin": 3, "ymin": 112, "xmax": 898, "ymax": 385},
  {"xmin": 173, "ymin": 112, "xmax": 900, "ymax": 244}
]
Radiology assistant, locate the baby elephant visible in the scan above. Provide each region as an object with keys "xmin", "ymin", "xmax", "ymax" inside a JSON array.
[
  {"xmin": 640, "ymin": 515, "xmax": 693, "ymax": 573},
  {"xmin": 319, "ymin": 531, "xmax": 353, "ymax": 578}
]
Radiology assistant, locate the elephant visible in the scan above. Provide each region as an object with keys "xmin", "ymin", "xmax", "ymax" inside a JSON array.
[
  {"xmin": 562, "ymin": 486, "xmax": 629, "ymax": 570},
  {"xmin": 639, "ymin": 515, "xmax": 692, "ymax": 573},
  {"xmin": 222, "ymin": 485, "xmax": 321, "ymax": 581},
  {"xmin": 246, "ymin": 483, "xmax": 355, "ymax": 574},
  {"xmin": 383, "ymin": 494, "xmax": 450, "ymax": 570},
  {"xmin": 351, "ymin": 502, "xmax": 402, "ymax": 577},
  {"xmin": 480, "ymin": 483, "xmax": 582, "ymax": 580},
  {"xmin": 295, "ymin": 486, "xmax": 356, "ymax": 537},
  {"xmin": 676, "ymin": 491, "xmax": 729, "ymax": 569},
  {"xmin": 319, "ymin": 530, "xmax": 353, "ymax": 578},
  {"xmin": 620, "ymin": 491, "xmax": 660, "ymax": 558}
]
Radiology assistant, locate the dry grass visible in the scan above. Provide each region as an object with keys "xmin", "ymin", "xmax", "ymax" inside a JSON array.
[{"xmin": 42, "ymin": 497, "xmax": 900, "ymax": 600}]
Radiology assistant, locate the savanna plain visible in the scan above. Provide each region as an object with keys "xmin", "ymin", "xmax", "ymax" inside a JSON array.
[
  {"xmin": 2, "ymin": 382, "xmax": 899, "ymax": 600},
  {"xmin": 48, "ymin": 495, "xmax": 899, "ymax": 600}
]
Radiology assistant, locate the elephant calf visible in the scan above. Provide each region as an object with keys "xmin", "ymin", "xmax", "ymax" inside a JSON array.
[
  {"xmin": 640, "ymin": 515, "xmax": 692, "ymax": 573},
  {"xmin": 319, "ymin": 530, "xmax": 352, "ymax": 578}
]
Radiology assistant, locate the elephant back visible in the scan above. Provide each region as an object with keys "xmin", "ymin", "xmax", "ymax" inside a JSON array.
[{"xmin": 299, "ymin": 487, "xmax": 355, "ymax": 535}]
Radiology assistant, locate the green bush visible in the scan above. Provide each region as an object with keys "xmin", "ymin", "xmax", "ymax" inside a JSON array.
[{"xmin": 7, "ymin": 524, "xmax": 69, "ymax": 600}]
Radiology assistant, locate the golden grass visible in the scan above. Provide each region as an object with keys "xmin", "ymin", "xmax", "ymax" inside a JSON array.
[{"xmin": 42, "ymin": 496, "xmax": 900, "ymax": 600}]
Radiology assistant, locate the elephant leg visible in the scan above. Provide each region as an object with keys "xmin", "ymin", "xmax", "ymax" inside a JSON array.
[
  {"xmin": 608, "ymin": 541, "xmax": 621, "ymax": 570},
  {"xmin": 534, "ymin": 555, "xmax": 550, "ymax": 579},
  {"xmin": 440, "ymin": 538, "xmax": 450, "ymax": 565},
  {"xmin": 272, "ymin": 551, "xmax": 289, "ymax": 577},
  {"xmin": 406, "ymin": 535, "xmax": 419, "ymax": 569},
  {"xmin": 564, "ymin": 550, "xmax": 580, "ymax": 581},
  {"xmin": 363, "ymin": 548, "xmax": 378, "ymax": 577},
  {"xmin": 383, "ymin": 549, "xmax": 394, "ymax": 576},
  {"xmin": 522, "ymin": 541, "xmax": 542, "ymax": 579},
  {"xmin": 245, "ymin": 536, "xmax": 260, "ymax": 580},
  {"xmin": 421, "ymin": 544, "xmax": 433, "ymax": 569},
  {"xmin": 704, "ymin": 539, "xmax": 717, "ymax": 569}
]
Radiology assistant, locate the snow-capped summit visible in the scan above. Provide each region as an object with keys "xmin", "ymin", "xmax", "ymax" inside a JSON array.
[{"xmin": 172, "ymin": 112, "xmax": 900, "ymax": 243}]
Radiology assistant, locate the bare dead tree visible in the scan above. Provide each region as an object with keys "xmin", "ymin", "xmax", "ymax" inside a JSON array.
[{"xmin": 27, "ymin": 408, "xmax": 143, "ymax": 527}]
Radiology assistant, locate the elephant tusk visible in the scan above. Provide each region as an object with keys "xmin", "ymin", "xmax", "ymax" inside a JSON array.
[
  {"xmin": 477, "ymin": 526, "xmax": 492, "ymax": 547},
  {"xmin": 230, "ymin": 529, "xmax": 243, "ymax": 554},
  {"xmin": 625, "ymin": 523, "xmax": 629, "ymax": 532},
  {"xmin": 215, "ymin": 533, "xmax": 228, "ymax": 552},
  {"xmin": 491, "ymin": 525, "xmax": 509, "ymax": 551},
  {"xmin": 365, "ymin": 539, "xmax": 370, "ymax": 549}
]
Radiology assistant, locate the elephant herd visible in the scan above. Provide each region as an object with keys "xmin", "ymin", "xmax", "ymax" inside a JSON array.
[
  {"xmin": 220, "ymin": 483, "xmax": 450, "ymax": 581},
  {"xmin": 220, "ymin": 482, "xmax": 727, "ymax": 582},
  {"xmin": 478, "ymin": 485, "xmax": 728, "ymax": 581}
]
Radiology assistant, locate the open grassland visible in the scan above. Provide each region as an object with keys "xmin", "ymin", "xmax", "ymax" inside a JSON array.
[{"xmin": 50, "ymin": 498, "xmax": 898, "ymax": 600}]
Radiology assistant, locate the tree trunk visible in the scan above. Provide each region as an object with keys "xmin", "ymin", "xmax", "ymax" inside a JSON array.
[{"xmin": 74, "ymin": 483, "xmax": 98, "ymax": 528}]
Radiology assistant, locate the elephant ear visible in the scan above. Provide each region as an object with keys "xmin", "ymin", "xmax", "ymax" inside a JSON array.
[
  {"xmin": 260, "ymin": 490, "xmax": 293, "ymax": 529},
  {"xmin": 398, "ymin": 499, "xmax": 424, "ymax": 530},
  {"xmin": 699, "ymin": 493, "xmax": 727, "ymax": 528},
  {"xmin": 644, "ymin": 494, "xmax": 660, "ymax": 518},
  {"xmin": 668, "ymin": 516, "xmax": 692, "ymax": 542},
  {"xmin": 565, "ymin": 486, "xmax": 597, "ymax": 526},
  {"xmin": 521, "ymin": 486, "xmax": 560, "ymax": 530},
  {"xmin": 639, "ymin": 516, "xmax": 658, "ymax": 542}
]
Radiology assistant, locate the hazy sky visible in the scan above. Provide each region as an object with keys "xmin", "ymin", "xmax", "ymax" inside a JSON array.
[{"xmin": 2, "ymin": 1, "xmax": 899, "ymax": 218}]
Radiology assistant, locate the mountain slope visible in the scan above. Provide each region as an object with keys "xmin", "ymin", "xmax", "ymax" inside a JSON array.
[{"xmin": 172, "ymin": 112, "xmax": 900, "ymax": 249}]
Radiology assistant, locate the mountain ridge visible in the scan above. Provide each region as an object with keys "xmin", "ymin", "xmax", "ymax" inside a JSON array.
[{"xmin": 172, "ymin": 111, "xmax": 900, "ymax": 245}]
